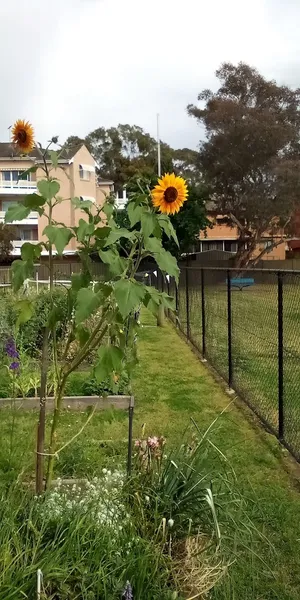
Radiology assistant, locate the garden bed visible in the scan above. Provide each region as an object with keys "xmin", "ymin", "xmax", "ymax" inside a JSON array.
[{"xmin": 0, "ymin": 394, "xmax": 133, "ymax": 411}]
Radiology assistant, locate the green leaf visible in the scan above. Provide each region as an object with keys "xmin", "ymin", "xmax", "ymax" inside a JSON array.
[
  {"xmin": 161, "ymin": 292, "xmax": 175, "ymax": 310},
  {"xmin": 71, "ymin": 272, "xmax": 91, "ymax": 293},
  {"xmin": 23, "ymin": 193, "xmax": 45, "ymax": 210},
  {"xmin": 11, "ymin": 260, "xmax": 33, "ymax": 292},
  {"xmin": 71, "ymin": 197, "xmax": 93, "ymax": 212},
  {"xmin": 144, "ymin": 237, "xmax": 163, "ymax": 254},
  {"xmin": 5, "ymin": 204, "xmax": 31, "ymax": 223},
  {"xmin": 102, "ymin": 203, "xmax": 114, "ymax": 219},
  {"xmin": 104, "ymin": 228, "xmax": 135, "ymax": 247},
  {"xmin": 158, "ymin": 214, "xmax": 179, "ymax": 246},
  {"xmin": 37, "ymin": 179, "xmax": 60, "ymax": 200},
  {"xmin": 94, "ymin": 226, "xmax": 111, "ymax": 240},
  {"xmin": 99, "ymin": 248, "xmax": 127, "ymax": 277},
  {"xmin": 127, "ymin": 203, "xmax": 142, "ymax": 227},
  {"xmin": 21, "ymin": 243, "xmax": 41, "ymax": 261},
  {"xmin": 155, "ymin": 248, "xmax": 179, "ymax": 283},
  {"xmin": 141, "ymin": 212, "xmax": 158, "ymax": 238},
  {"xmin": 49, "ymin": 150, "xmax": 58, "ymax": 168},
  {"xmin": 77, "ymin": 219, "xmax": 95, "ymax": 243},
  {"xmin": 48, "ymin": 305, "xmax": 65, "ymax": 329},
  {"xmin": 18, "ymin": 166, "xmax": 37, "ymax": 180},
  {"xmin": 144, "ymin": 237, "xmax": 179, "ymax": 283},
  {"xmin": 75, "ymin": 288, "xmax": 103, "ymax": 324},
  {"xmin": 15, "ymin": 300, "xmax": 34, "ymax": 329},
  {"xmin": 43, "ymin": 225, "xmax": 73, "ymax": 255},
  {"xmin": 94, "ymin": 345, "xmax": 124, "ymax": 382},
  {"xmin": 113, "ymin": 279, "xmax": 145, "ymax": 318},
  {"xmin": 75, "ymin": 325, "xmax": 90, "ymax": 347}
]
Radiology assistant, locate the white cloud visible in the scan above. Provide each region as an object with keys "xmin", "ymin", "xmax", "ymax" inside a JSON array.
[{"xmin": 0, "ymin": 0, "xmax": 300, "ymax": 150}]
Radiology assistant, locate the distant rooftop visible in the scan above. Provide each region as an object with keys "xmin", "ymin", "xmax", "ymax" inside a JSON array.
[{"xmin": 0, "ymin": 142, "xmax": 84, "ymax": 162}]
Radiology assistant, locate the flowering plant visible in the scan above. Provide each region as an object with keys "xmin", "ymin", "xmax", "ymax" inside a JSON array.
[{"xmin": 5, "ymin": 119, "xmax": 187, "ymax": 492}]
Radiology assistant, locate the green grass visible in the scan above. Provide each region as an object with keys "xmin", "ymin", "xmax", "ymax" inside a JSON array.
[{"xmin": 1, "ymin": 310, "xmax": 300, "ymax": 597}]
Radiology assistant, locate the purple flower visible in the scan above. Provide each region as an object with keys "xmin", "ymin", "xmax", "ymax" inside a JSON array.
[
  {"xmin": 122, "ymin": 582, "xmax": 133, "ymax": 600},
  {"xmin": 9, "ymin": 361, "xmax": 20, "ymax": 371},
  {"xmin": 5, "ymin": 338, "xmax": 19, "ymax": 359}
]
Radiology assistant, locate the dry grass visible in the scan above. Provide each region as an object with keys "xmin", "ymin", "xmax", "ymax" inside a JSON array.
[{"xmin": 173, "ymin": 535, "xmax": 228, "ymax": 599}]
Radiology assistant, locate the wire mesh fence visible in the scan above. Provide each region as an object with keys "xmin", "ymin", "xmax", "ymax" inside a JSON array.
[{"xmin": 158, "ymin": 265, "xmax": 300, "ymax": 463}]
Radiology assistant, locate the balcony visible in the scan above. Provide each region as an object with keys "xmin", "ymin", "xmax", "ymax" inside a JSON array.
[
  {"xmin": 0, "ymin": 210, "xmax": 39, "ymax": 225},
  {"xmin": 0, "ymin": 180, "xmax": 37, "ymax": 195}
]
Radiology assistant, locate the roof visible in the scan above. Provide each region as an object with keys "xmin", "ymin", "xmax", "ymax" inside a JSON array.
[{"xmin": 0, "ymin": 142, "xmax": 84, "ymax": 162}]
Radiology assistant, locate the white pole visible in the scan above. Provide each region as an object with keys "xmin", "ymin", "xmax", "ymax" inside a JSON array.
[
  {"xmin": 157, "ymin": 113, "xmax": 161, "ymax": 177},
  {"xmin": 36, "ymin": 270, "xmax": 39, "ymax": 293},
  {"xmin": 37, "ymin": 569, "xmax": 43, "ymax": 600}
]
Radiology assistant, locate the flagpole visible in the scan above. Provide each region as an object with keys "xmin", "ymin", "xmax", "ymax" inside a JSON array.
[{"xmin": 157, "ymin": 113, "xmax": 161, "ymax": 177}]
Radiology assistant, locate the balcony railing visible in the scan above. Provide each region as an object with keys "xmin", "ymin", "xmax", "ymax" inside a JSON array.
[
  {"xmin": 0, "ymin": 210, "xmax": 39, "ymax": 224},
  {"xmin": 12, "ymin": 240, "xmax": 39, "ymax": 249},
  {"xmin": 0, "ymin": 180, "xmax": 37, "ymax": 194}
]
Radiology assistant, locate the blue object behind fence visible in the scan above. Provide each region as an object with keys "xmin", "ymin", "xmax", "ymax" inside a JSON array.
[{"xmin": 230, "ymin": 277, "xmax": 255, "ymax": 290}]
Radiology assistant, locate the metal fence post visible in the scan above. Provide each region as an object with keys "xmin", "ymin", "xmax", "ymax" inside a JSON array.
[
  {"xmin": 278, "ymin": 272, "xmax": 284, "ymax": 440},
  {"xmin": 201, "ymin": 268, "xmax": 206, "ymax": 358},
  {"xmin": 185, "ymin": 267, "xmax": 190, "ymax": 339},
  {"xmin": 227, "ymin": 270, "xmax": 233, "ymax": 389},
  {"xmin": 127, "ymin": 396, "xmax": 134, "ymax": 476}
]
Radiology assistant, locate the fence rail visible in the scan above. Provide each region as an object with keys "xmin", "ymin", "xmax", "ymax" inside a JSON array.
[{"xmin": 159, "ymin": 266, "xmax": 300, "ymax": 463}]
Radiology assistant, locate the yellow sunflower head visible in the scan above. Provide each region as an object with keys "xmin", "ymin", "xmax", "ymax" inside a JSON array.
[
  {"xmin": 11, "ymin": 119, "xmax": 35, "ymax": 154},
  {"xmin": 151, "ymin": 173, "xmax": 188, "ymax": 215}
]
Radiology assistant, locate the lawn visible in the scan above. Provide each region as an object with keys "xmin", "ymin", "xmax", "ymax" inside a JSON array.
[
  {"xmin": 1, "ymin": 311, "xmax": 300, "ymax": 598},
  {"xmin": 177, "ymin": 277, "xmax": 300, "ymax": 459}
]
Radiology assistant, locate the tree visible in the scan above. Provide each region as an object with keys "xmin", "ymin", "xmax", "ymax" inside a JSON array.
[
  {"xmin": 164, "ymin": 184, "xmax": 209, "ymax": 258},
  {"xmin": 0, "ymin": 223, "xmax": 16, "ymax": 263},
  {"xmin": 65, "ymin": 124, "xmax": 202, "ymax": 191},
  {"xmin": 187, "ymin": 62, "xmax": 300, "ymax": 267}
]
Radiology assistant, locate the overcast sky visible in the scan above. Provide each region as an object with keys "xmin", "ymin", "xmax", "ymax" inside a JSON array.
[{"xmin": 1, "ymin": 0, "xmax": 300, "ymax": 151}]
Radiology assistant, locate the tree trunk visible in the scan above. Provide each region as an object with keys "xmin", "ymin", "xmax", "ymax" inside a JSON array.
[{"xmin": 157, "ymin": 304, "xmax": 165, "ymax": 327}]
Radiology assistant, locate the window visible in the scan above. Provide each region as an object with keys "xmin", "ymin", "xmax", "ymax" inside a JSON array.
[
  {"xmin": 21, "ymin": 229, "xmax": 32, "ymax": 241},
  {"xmin": 225, "ymin": 241, "xmax": 238, "ymax": 253},
  {"xmin": 202, "ymin": 241, "xmax": 223, "ymax": 251},
  {"xmin": 79, "ymin": 165, "xmax": 91, "ymax": 181},
  {"xmin": 2, "ymin": 201, "xmax": 11, "ymax": 212},
  {"xmin": 0, "ymin": 170, "xmax": 30, "ymax": 184},
  {"xmin": 264, "ymin": 239, "xmax": 273, "ymax": 249}
]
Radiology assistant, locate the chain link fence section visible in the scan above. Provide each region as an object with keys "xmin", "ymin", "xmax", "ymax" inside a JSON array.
[
  {"xmin": 231, "ymin": 269, "xmax": 279, "ymax": 432},
  {"xmin": 158, "ymin": 265, "xmax": 300, "ymax": 464},
  {"xmin": 282, "ymin": 272, "xmax": 300, "ymax": 460}
]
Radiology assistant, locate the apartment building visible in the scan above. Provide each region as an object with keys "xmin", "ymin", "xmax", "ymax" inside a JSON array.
[
  {"xmin": 196, "ymin": 205, "xmax": 286, "ymax": 260},
  {"xmin": 0, "ymin": 143, "xmax": 113, "ymax": 256}
]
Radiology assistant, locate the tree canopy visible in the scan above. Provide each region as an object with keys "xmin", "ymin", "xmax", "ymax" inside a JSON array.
[
  {"xmin": 65, "ymin": 124, "xmax": 208, "ymax": 256},
  {"xmin": 0, "ymin": 223, "xmax": 16, "ymax": 264},
  {"xmin": 188, "ymin": 62, "xmax": 300, "ymax": 266}
]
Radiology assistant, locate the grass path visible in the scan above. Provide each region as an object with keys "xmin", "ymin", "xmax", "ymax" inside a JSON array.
[{"xmin": 133, "ymin": 311, "xmax": 300, "ymax": 600}]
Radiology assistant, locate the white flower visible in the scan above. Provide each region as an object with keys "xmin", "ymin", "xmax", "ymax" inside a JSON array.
[
  {"xmin": 168, "ymin": 518, "xmax": 174, "ymax": 528},
  {"xmin": 145, "ymin": 495, "xmax": 150, "ymax": 504}
]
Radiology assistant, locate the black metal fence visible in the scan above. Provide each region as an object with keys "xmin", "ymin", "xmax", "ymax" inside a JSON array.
[{"xmin": 158, "ymin": 266, "xmax": 300, "ymax": 463}]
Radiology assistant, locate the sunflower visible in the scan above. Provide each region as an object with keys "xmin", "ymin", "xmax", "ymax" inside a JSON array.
[
  {"xmin": 151, "ymin": 173, "xmax": 188, "ymax": 215},
  {"xmin": 11, "ymin": 119, "xmax": 35, "ymax": 154}
]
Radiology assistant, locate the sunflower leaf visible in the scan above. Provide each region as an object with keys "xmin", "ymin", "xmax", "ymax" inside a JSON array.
[
  {"xmin": 21, "ymin": 242, "xmax": 42, "ymax": 262},
  {"xmin": 43, "ymin": 225, "xmax": 73, "ymax": 255},
  {"xmin": 11, "ymin": 260, "xmax": 33, "ymax": 292},
  {"xmin": 95, "ymin": 346, "xmax": 124, "ymax": 382},
  {"xmin": 113, "ymin": 279, "xmax": 145, "ymax": 318},
  {"xmin": 104, "ymin": 228, "xmax": 135, "ymax": 247},
  {"xmin": 23, "ymin": 193, "xmax": 45, "ymax": 209},
  {"xmin": 5, "ymin": 204, "xmax": 31, "ymax": 223},
  {"xmin": 37, "ymin": 179, "xmax": 60, "ymax": 200},
  {"xmin": 75, "ymin": 288, "xmax": 104, "ymax": 324},
  {"xmin": 157, "ymin": 214, "xmax": 179, "ymax": 246},
  {"xmin": 141, "ymin": 212, "xmax": 158, "ymax": 239},
  {"xmin": 49, "ymin": 150, "xmax": 58, "ymax": 168},
  {"xmin": 127, "ymin": 202, "xmax": 142, "ymax": 227}
]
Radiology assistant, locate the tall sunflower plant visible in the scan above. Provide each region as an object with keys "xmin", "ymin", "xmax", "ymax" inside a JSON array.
[{"xmin": 5, "ymin": 120, "xmax": 188, "ymax": 492}]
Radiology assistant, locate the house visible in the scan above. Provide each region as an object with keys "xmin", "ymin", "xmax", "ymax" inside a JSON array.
[
  {"xmin": 196, "ymin": 203, "xmax": 286, "ymax": 260},
  {"xmin": 0, "ymin": 143, "xmax": 114, "ymax": 256}
]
